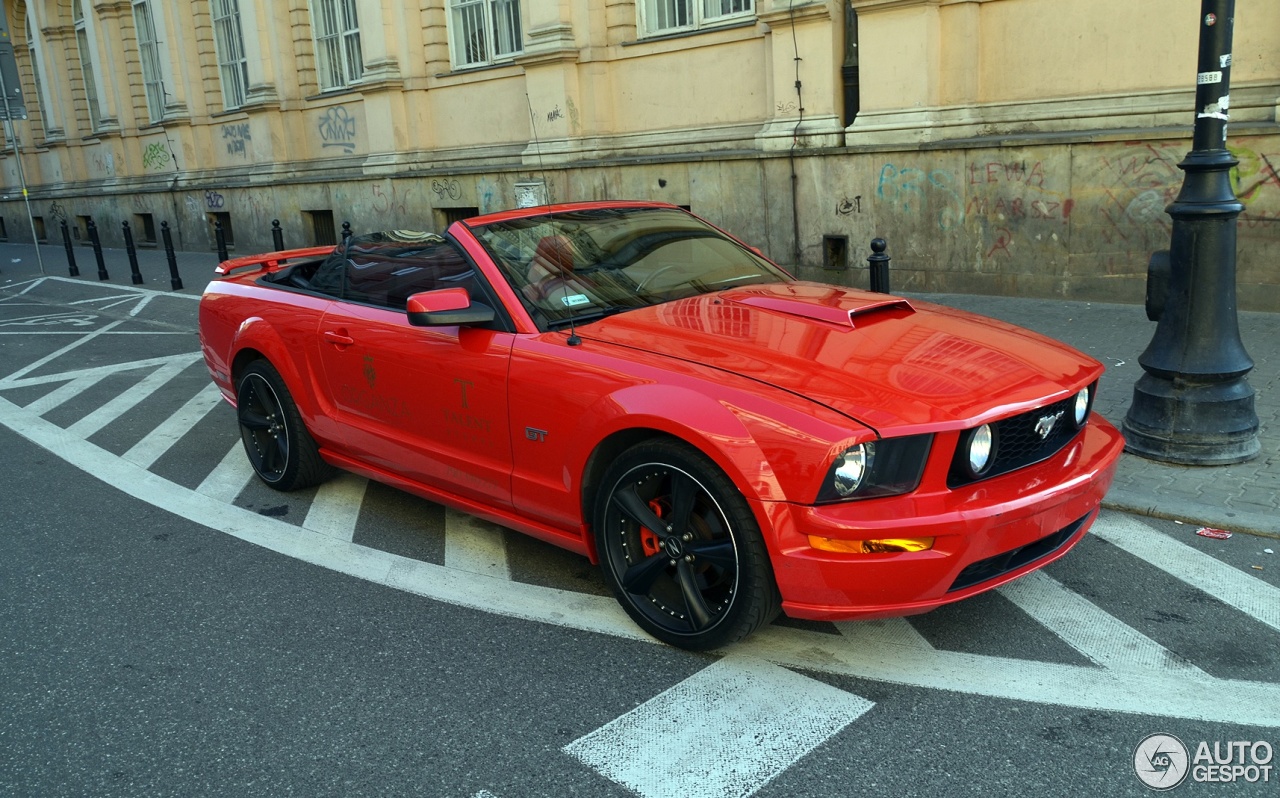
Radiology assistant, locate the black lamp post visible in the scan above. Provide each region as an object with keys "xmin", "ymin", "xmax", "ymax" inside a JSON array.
[{"xmin": 1122, "ymin": 0, "xmax": 1260, "ymax": 465}]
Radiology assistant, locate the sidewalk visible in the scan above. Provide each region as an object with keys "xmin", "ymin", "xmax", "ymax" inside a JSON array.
[{"xmin": 3, "ymin": 239, "xmax": 1276, "ymax": 537}]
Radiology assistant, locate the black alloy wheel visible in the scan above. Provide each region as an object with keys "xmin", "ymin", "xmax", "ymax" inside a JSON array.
[
  {"xmin": 594, "ymin": 440, "xmax": 780, "ymax": 650},
  {"xmin": 236, "ymin": 360, "xmax": 331, "ymax": 491}
]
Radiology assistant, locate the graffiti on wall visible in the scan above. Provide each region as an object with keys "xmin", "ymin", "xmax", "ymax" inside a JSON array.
[
  {"xmin": 205, "ymin": 190, "xmax": 226, "ymax": 210},
  {"xmin": 142, "ymin": 143, "xmax": 169, "ymax": 171},
  {"xmin": 222, "ymin": 123, "xmax": 252, "ymax": 158},
  {"xmin": 317, "ymin": 107, "xmax": 358, "ymax": 153},
  {"xmin": 876, "ymin": 164, "xmax": 964, "ymax": 232},
  {"xmin": 371, "ymin": 183, "xmax": 410, "ymax": 216},
  {"xmin": 477, "ymin": 178, "xmax": 499, "ymax": 214},
  {"xmin": 1232, "ymin": 146, "xmax": 1280, "ymax": 228},
  {"xmin": 432, "ymin": 179, "xmax": 462, "ymax": 201}
]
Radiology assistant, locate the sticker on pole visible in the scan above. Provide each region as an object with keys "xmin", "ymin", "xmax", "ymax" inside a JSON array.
[{"xmin": 1197, "ymin": 71, "xmax": 1223, "ymax": 85}]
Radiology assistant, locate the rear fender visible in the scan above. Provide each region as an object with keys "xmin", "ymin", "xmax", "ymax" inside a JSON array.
[{"xmin": 227, "ymin": 317, "xmax": 335, "ymax": 435}]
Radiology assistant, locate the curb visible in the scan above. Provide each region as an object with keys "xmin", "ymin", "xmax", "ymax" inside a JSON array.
[{"xmin": 1103, "ymin": 488, "xmax": 1280, "ymax": 540}]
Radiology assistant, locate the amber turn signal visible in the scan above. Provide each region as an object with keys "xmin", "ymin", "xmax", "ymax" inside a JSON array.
[{"xmin": 808, "ymin": 536, "xmax": 936, "ymax": 554}]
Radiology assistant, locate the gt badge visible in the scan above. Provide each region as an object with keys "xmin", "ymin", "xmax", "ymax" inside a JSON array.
[
  {"xmin": 1034, "ymin": 410, "xmax": 1065, "ymax": 440},
  {"xmin": 525, "ymin": 427, "xmax": 548, "ymax": 442}
]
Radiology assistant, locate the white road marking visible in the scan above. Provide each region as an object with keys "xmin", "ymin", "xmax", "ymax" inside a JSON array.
[
  {"xmin": 835, "ymin": 617, "xmax": 935, "ymax": 650},
  {"xmin": 443, "ymin": 506, "xmax": 511, "ymax": 579},
  {"xmin": 66, "ymin": 354, "xmax": 200, "ymax": 438},
  {"xmin": 4, "ymin": 395, "xmax": 1280, "ymax": 726},
  {"xmin": 999, "ymin": 570, "xmax": 1206, "ymax": 674},
  {"xmin": 1093, "ymin": 514, "xmax": 1280, "ymax": 634},
  {"xmin": 23, "ymin": 374, "xmax": 111, "ymax": 415},
  {"xmin": 0, "ymin": 354, "xmax": 206, "ymax": 389},
  {"xmin": 123, "ymin": 382, "xmax": 226, "ymax": 469},
  {"xmin": 564, "ymin": 655, "xmax": 875, "ymax": 798},
  {"xmin": 0, "ymin": 319, "xmax": 125, "ymax": 385},
  {"xmin": 303, "ymin": 474, "xmax": 369, "ymax": 542},
  {"xmin": 197, "ymin": 442, "xmax": 256, "ymax": 503}
]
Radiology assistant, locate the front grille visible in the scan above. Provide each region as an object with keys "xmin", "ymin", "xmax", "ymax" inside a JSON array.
[
  {"xmin": 948, "ymin": 389, "xmax": 1089, "ymax": 488},
  {"xmin": 948, "ymin": 514, "xmax": 1088, "ymax": 592}
]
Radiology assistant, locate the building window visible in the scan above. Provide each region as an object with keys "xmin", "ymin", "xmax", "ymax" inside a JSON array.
[
  {"xmin": 25, "ymin": 16, "xmax": 53, "ymax": 134},
  {"xmin": 33, "ymin": 216, "xmax": 47, "ymax": 242},
  {"xmin": 73, "ymin": 0, "xmax": 102, "ymax": 130},
  {"xmin": 132, "ymin": 0, "xmax": 166, "ymax": 122},
  {"xmin": 209, "ymin": 211, "xmax": 235, "ymax": 248},
  {"xmin": 641, "ymin": 0, "xmax": 753, "ymax": 35},
  {"xmin": 211, "ymin": 0, "xmax": 249, "ymax": 110},
  {"xmin": 449, "ymin": 0, "xmax": 522, "ymax": 68},
  {"xmin": 313, "ymin": 0, "xmax": 362, "ymax": 90},
  {"xmin": 305, "ymin": 209, "xmax": 337, "ymax": 246},
  {"xmin": 134, "ymin": 213, "xmax": 157, "ymax": 244}
]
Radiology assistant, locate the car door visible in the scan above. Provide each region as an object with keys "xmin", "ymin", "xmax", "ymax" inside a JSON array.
[{"xmin": 316, "ymin": 233, "xmax": 515, "ymax": 508}]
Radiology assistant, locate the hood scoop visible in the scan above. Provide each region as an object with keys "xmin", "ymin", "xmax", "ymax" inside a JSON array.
[{"xmin": 732, "ymin": 294, "xmax": 914, "ymax": 328}]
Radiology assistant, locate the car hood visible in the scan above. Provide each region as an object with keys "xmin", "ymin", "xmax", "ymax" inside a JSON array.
[{"xmin": 577, "ymin": 282, "xmax": 1103, "ymax": 433}]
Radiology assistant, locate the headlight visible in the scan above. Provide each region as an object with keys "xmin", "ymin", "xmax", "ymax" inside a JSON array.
[
  {"xmin": 831, "ymin": 443, "xmax": 873, "ymax": 497},
  {"xmin": 967, "ymin": 424, "xmax": 994, "ymax": 476},
  {"xmin": 1073, "ymin": 386, "xmax": 1091, "ymax": 426},
  {"xmin": 817, "ymin": 434, "xmax": 932, "ymax": 503}
]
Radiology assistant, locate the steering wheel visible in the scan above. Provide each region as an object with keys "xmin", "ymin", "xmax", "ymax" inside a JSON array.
[{"xmin": 636, "ymin": 264, "xmax": 683, "ymax": 292}]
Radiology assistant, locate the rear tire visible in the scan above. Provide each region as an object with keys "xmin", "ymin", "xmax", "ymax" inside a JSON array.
[
  {"xmin": 593, "ymin": 439, "xmax": 781, "ymax": 650},
  {"xmin": 236, "ymin": 360, "xmax": 332, "ymax": 491}
]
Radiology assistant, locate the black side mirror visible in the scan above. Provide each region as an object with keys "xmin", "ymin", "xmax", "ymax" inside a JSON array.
[{"xmin": 406, "ymin": 287, "xmax": 495, "ymax": 327}]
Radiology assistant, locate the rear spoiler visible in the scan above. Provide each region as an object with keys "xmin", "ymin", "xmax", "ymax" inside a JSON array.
[{"xmin": 215, "ymin": 246, "xmax": 336, "ymax": 276}]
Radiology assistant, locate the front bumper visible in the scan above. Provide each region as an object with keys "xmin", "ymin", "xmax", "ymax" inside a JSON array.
[{"xmin": 762, "ymin": 415, "xmax": 1125, "ymax": 621}]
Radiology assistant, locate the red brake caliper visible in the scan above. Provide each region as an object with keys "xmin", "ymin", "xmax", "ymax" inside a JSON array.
[{"xmin": 640, "ymin": 500, "xmax": 663, "ymax": 557}]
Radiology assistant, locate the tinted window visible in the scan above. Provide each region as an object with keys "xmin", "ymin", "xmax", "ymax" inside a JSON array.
[{"xmin": 341, "ymin": 232, "xmax": 476, "ymax": 310}]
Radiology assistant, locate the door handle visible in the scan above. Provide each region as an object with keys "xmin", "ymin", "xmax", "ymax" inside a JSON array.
[{"xmin": 323, "ymin": 329, "xmax": 355, "ymax": 347}]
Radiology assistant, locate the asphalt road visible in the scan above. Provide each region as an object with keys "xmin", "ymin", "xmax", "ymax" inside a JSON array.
[{"xmin": 2, "ymin": 274, "xmax": 1278, "ymax": 797}]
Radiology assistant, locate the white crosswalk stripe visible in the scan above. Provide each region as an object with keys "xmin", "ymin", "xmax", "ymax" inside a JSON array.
[
  {"xmin": 1093, "ymin": 514, "xmax": 1280, "ymax": 634},
  {"xmin": 999, "ymin": 569, "xmax": 1206, "ymax": 674},
  {"xmin": 123, "ymin": 381, "xmax": 226, "ymax": 468},
  {"xmin": 66, "ymin": 355, "xmax": 200, "ymax": 438},
  {"xmin": 303, "ymin": 473, "xmax": 370, "ymax": 542},
  {"xmin": 564, "ymin": 655, "xmax": 875, "ymax": 798}
]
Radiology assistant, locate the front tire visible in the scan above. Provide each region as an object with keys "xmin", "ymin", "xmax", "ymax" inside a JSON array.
[
  {"xmin": 236, "ymin": 360, "xmax": 332, "ymax": 491},
  {"xmin": 593, "ymin": 440, "xmax": 781, "ymax": 650}
]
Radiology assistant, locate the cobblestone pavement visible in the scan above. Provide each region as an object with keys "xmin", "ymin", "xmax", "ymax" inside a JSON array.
[{"xmin": 3, "ymin": 240, "xmax": 1275, "ymax": 537}]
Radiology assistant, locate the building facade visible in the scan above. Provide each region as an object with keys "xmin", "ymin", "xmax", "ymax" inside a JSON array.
[{"xmin": 1, "ymin": 0, "xmax": 1278, "ymax": 308}]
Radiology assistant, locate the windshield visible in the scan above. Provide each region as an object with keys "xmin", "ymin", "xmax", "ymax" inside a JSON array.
[{"xmin": 467, "ymin": 207, "xmax": 791, "ymax": 330}]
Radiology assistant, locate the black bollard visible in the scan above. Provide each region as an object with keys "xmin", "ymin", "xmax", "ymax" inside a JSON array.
[
  {"xmin": 123, "ymin": 221, "xmax": 144, "ymax": 285},
  {"xmin": 161, "ymin": 222, "xmax": 183, "ymax": 291},
  {"xmin": 88, "ymin": 219, "xmax": 109, "ymax": 281},
  {"xmin": 272, "ymin": 219, "xmax": 284, "ymax": 251},
  {"xmin": 341, "ymin": 221, "xmax": 352, "ymax": 241},
  {"xmin": 868, "ymin": 237, "xmax": 891, "ymax": 294},
  {"xmin": 214, "ymin": 220, "xmax": 229, "ymax": 263},
  {"xmin": 61, "ymin": 219, "xmax": 79, "ymax": 277}
]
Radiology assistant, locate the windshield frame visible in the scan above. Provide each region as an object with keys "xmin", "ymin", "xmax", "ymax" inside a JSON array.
[{"xmin": 464, "ymin": 206, "xmax": 792, "ymax": 332}]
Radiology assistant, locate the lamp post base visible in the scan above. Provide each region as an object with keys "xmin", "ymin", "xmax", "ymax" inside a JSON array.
[{"xmin": 1123, "ymin": 373, "xmax": 1260, "ymax": 465}]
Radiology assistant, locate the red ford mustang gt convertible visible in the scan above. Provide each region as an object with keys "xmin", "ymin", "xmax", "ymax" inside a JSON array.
[{"xmin": 199, "ymin": 201, "xmax": 1124, "ymax": 650}]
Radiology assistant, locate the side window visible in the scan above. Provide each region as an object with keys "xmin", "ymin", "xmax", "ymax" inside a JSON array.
[{"xmin": 345, "ymin": 239, "xmax": 476, "ymax": 310}]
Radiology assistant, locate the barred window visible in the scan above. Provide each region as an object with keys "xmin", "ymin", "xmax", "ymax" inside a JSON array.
[
  {"xmin": 133, "ymin": 0, "xmax": 166, "ymax": 122},
  {"xmin": 449, "ymin": 0, "xmax": 522, "ymax": 69},
  {"xmin": 313, "ymin": 0, "xmax": 362, "ymax": 90},
  {"xmin": 211, "ymin": 0, "xmax": 249, "ymax": 110},
  {"xmin": 641, "ymin": 0, "xmax": 753, "ymax": 35},
  {"xmin": 73, "ymin": 0, "xmax": 102, "ymax": 130}
]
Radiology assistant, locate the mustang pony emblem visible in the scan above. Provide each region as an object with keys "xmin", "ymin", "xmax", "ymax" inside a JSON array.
[{"xmin": 1035, "ymin": 410, "xmax": 1065, "ymax": 440}]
